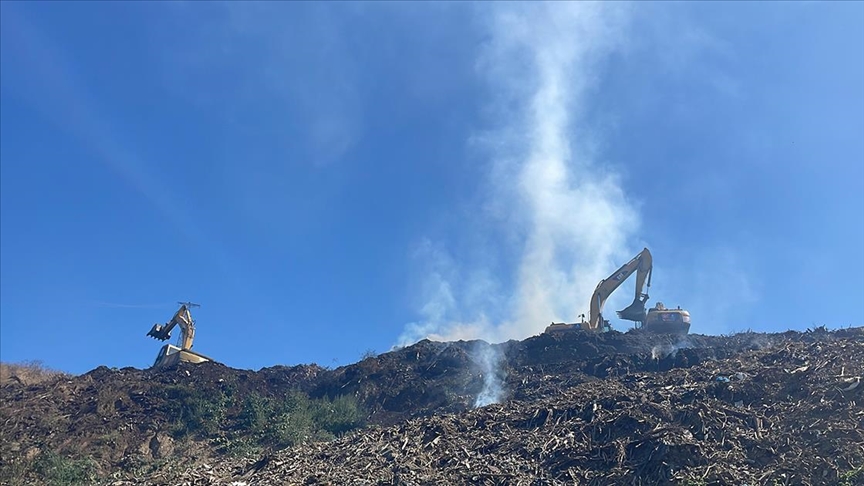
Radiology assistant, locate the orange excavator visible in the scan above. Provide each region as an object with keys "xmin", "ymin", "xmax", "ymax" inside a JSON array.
[
  {"xmin": 146, "ymin": 302, "xmax": 213, "ymax": 368},
  {"xmin": 545, "ymin": 248, "xmax": 691, "ymax": 335}
]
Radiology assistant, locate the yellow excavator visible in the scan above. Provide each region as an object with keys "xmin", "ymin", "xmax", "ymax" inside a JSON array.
[
  {"xmin": 544, "ymin": 248, "xmax": 691, "ymax": 335},
  {"xmin": 146, "ymin": 302, "xmax": 213, "ymax": 368}
]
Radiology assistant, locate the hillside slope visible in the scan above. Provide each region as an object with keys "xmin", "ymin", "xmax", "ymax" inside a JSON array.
[{"xmin": 2, "ymin": 327, "xmax": 862, "ymax": 485}]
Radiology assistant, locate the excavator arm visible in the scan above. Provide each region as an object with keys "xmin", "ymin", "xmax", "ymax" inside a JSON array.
[
  {"xmin": 146, "ymin": 304, "xmax": 196, "ymax": 350},
  {"xmin": 583, "ymin": 248, "xmax": 653, "ymax": 331}
]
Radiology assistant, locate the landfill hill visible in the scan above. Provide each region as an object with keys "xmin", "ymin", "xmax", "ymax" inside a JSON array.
[{"xmin": 2, "ymin": 326, "xmax": 863, "ymax": 485}]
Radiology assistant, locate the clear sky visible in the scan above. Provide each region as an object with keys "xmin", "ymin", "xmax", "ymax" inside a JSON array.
[{"xmin": 1, "ymin": 2, "xmax": 862, "ymax": 374}]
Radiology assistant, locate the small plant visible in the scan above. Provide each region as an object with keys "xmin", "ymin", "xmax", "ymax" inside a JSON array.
[
  {"xmin": 312, "ymin": 394, "xmax": 365, "ymax": 436},
  {"xmin": 839, "ymin": 466, "xmax": 863, "ymax": 486},
  {"xmin": 159, "ymin": 386, "xmax": 229, "ymax": 438},
  {"xmin": 238, "ymin": 393, "xmax": 272, "ymax": 430},
  {"xmin": 212, "ymin": 436, "xmax": 263, "ymax": 458},
  {"xmin": 32, "ymin": 451, "xmax": 97, "ymax": 486}
]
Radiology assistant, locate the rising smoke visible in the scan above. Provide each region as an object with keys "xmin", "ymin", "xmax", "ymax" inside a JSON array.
[
  {"xmin": 472, "ymin": 342, "xmax": 506, "ymax": 408},
  {"xmin": 399, "ymin": 3, "xmax": 638, "ymax": 352},
  {"xmin": 651, "ymin": 337, "xmax": 693, "ymax": 360}
]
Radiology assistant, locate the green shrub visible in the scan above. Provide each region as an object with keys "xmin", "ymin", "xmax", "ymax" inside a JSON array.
[
  {"xmin": 839, "ymin": 466, "xmax": 863, "ymax": 486},
  {"xmin": 235, "ymin": 391, "xmax": 365, "ymax": 449},
  {"xmin": 160, "ymin": 386, "xmax": 228, "ymax": 438},
  {"xmin": 212, "ymin": 436, "xmax": 263, "ymax": 458},
  {"xmin": 312, "ymin": 394, "xmax": 365, "ymax": 436},
  {"xmin": 32, "ymin": 451, "xmax": 97, "ymax": 486},
  {"xmin": 154, "ymin": 385, "xmax": 365, "ymax": 449},
  {"xmin": 238, "ymin": 392, "xmax": 272, "ymax": 430}
]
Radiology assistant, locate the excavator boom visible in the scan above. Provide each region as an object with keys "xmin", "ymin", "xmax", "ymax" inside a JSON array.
[
  {"xmin": 147, "ymin": 304, "xmax": 196, "ymax": 349},
  {"xmin": 582, "ymin": 248, "xmax": 653, "ymax": 331}
]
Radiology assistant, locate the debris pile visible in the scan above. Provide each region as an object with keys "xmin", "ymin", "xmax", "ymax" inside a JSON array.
[
  {"xmin": 121, "ymin": 329, "xmax": 863, "ymax": 485},
  {"xmin": 2, "ymin": 327, "xmax": 862, "ymax": 485}
]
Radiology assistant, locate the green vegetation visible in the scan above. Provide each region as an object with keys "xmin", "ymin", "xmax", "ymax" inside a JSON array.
[
  {"xmin": 160, "ymin": 385, "xmax": 230, "ymax": 437},
  {"xmin": 32, "ymin": 451, "xmax": 98, "ymax": 486},
  {"xmin": 1, "ymin": 362, "xmax": 361, "ymax": 484},
  {"xmin": 156, "ymin": 385, "xmax": 365, "ymax": 450},
  {"xmin": 839, "ymin": 466, "xmax": 863, "ymax": 486},
  {"xmin": 212, "ymin": 436, "xmax": 263, "ymax": 458},
  {"xmin": 0, "ymin": 448, "xmax": 97, "ymax": 485},
  {"xmin": 238, "ymin": 391, "xmax": 365, "ymax": 448}
]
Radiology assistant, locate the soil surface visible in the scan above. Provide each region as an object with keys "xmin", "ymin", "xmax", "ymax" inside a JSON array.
[{"xmin": 2, "ymin": 327, "xmax": 862, "ymax": 485}]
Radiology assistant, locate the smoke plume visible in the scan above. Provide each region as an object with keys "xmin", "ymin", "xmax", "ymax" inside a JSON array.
[
  {"xmin": 400, "ymin": 4, "xmax": 637, "ymax": 349},
  {"xmin": 473, "ymin": 343, "xmax": 506, "ymax": 408},
  {"xmin": 651, "ymin": 337, "xmax": 693, "ymax": 360}
]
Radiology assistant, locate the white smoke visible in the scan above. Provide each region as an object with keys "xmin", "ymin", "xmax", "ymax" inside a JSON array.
[
  {"xmin": 473, "ymin": 343, "xmax": 505, "ymax": 408},
  {"xmin": 400, "ymin": 3, "xmax": 639, "ymax": 347},
  {"xmin": 651, "ymin": 336, "xmax": 693, "ymax": 360}
]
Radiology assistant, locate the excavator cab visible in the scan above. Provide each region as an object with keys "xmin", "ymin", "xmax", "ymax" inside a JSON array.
[{"xmin": 642, "ymin": 302, "xmax": 691, "ymax": 335}]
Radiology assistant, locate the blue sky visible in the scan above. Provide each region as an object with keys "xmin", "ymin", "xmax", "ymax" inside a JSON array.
[{"xmin": 1, "ymin": 2, "xmax": 862, "ymax": 374}]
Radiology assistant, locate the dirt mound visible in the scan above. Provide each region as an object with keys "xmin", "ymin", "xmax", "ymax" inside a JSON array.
[
  {"xmin": 2, "ymin": 327, "xmax": 862, "ymax": 485},
  {"xmin": 311, "ymin": 328, "xmax": 797, "ymax": 426},
  {"xmin": 0, "ymin": 361, "xmax": 328, "ymax": 483},
  {"xmin": 124, "ymin": 329, "xmax": 864, "ymax": 486}
]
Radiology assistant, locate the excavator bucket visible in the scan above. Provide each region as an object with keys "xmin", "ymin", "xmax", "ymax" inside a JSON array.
[
  {"xmin": 147, "ymin": 323, "xmax": 171, "ymax": 341},
  {"xmin": 617, "ymin": 297, "xmax": 648, "ymax": 323}
]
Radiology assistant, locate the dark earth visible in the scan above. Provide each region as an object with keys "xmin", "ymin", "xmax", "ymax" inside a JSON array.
[{"xmin": 2, "ymin": 326, "xmax": 863, "ymax": 485}]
